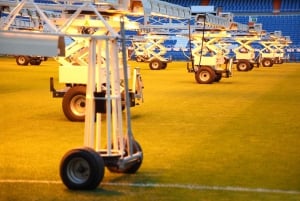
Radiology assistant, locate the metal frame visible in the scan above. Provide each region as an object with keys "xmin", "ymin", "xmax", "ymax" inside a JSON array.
[{"xmin": 0, "ymin": 0, "xmax": 147, "ymax": 190}]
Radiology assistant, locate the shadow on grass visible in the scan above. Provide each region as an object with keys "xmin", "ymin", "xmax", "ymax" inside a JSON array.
[
  {"xmin": 130, "ymin": 113, "xmax": 144, "ymax": 120},
  {"xmin": 60, "ymin": 171, "xmax": 161, "ymax": 197},
  {"xmin": 62, "ymin": 187, "xmax": 124, "ymax": 196},
  {"xmin": 103, "ymin": 170, "xmax": 164, "ymax": 186}
]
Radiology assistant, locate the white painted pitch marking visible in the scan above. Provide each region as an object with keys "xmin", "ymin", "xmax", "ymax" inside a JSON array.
[
  {"xmin": 0, "ymin": 179, "xmax": 61, "ymax": 184},
  {"xmin": 103, "ymin": 182, "xmax": 300, "ymax": 195},
  {"xmin": 0, "ymin": 179, "xmax": 299, "ymax": 195}
]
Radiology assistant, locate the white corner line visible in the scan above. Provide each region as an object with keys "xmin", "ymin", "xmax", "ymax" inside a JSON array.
[{"xmin": 0, "ymin": 179, "xmax": 299, "ymax": 195}]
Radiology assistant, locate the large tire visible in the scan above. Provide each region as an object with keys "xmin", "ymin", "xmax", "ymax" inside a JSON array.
[
  {"xmin": 149, "ymin": 59, "xmax": 162, "ymax": 70},
  {"xmin": 236, "ymin": 60, "xmax": 250, "ymax": 71},
  {"xmin": 60, "ymin": 147, "xmax": 105, "ymax": 190},
  {"xmin": 195, "ymin": 66, "xmax": 216, "ymax": 84},
  {"xmin": 107, "ymin": 140, "xmax": 143, "ymax": 174},
  {"xmin": 62, "ymin": 86, "xmax": 127, "ymax": 121},
  {"xmin": 214, "ymin": 73, "xmax": 222, "ymax": 82},
  {"xmin": 248, "ymin": 63, "xmax": 254, "ymax": 71},
  {"xmin": 161, "ymin": 62, "xmax": 167, "ymax": 69},
  {"xmin": 30, "ymin": 58, "xmax": 42, "ymax": 66},
  {"xmin": 262, "ymin": 58, "xmax": 273, "ymax": 67},
  {"xmin": 62, "ymin": 86, "xmax": 86, "ymax": 122},
  {"xmin": 16, "ymin": 56, "xmax": 30, "ymax": 66}
]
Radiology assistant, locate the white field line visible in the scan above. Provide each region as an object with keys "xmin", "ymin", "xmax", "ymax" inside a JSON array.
[{"xmin": 0, "ymin": 179, "xmax": 299, "ymax": 195}]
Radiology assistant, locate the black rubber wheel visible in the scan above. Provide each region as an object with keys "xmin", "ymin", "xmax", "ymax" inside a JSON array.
[
  {"xmin": 249, "ymin": 63, "xmax": 254, "ymax": 71},
  {"xmin": 60, "ymin": 147, "xmax": 105, "ymax": 190},
  {"xmin": 107, "ymin": 140, "xmax": 143, "ymax": 174},
  {"xmin": 161, "ymin": 62, "xmax": 167, "ymax": 69},
  {"xmin": 30, "ymin": 59, "xmax": 42, "ymax": 66},
  {"xmin": 16, "ymin": 56, "xmax": 30, "ymax": 66},
  {"xmin": 214, "ymin": 73, "xmax": 222, "ymax": 82},
  {"xmin": 262, "ymin": 58, "xmax": 273, "ymax": 67},
  {"xmin": 149, "ymin": 59, "xmax": 162, "ymax": 70},
  {"xmin": 236, "ymin": 60, "xmax": 250, "ymax": 71},
  {"xmin": 62, "ymin": 86, "xmax": 86, "ymax": 122},
  {"xmin": 195, "ymin": 66, "xmax": 216, "ymax": 84}
]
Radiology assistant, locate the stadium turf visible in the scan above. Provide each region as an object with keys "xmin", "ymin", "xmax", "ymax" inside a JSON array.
[{"xmin": 0, "ymin": 57, "xmax": 299, "ymax": 201}]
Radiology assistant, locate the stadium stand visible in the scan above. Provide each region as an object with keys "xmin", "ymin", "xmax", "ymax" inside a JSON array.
[
  {"xmin": 163, "ymin": 0, "xmax": 202, "ymax": 7},
  {"xmin": 208, "ymin": 0, "xmax": 274, "ymax": 13},
  {"xmin": 280, "ymin": 0, "xmax": 300, "ymax": 12}
]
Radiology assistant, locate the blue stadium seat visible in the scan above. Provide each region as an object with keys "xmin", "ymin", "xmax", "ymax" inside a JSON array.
[
  {"xmin": 208, "ymin": 0, "xmax": 273, "ymax": 13},
  {"xmin": 280, "ymin": 0, "xmax": 300, "ymax": 12}
]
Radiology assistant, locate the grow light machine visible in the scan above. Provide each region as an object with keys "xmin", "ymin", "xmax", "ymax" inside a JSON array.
[
  {"xmin": 0, "ymin": 0, "xmax": 188, "ymax": 190},
  {"xmin": 186, "ymin": 9, "xmax": 249, "ymax": 84}
]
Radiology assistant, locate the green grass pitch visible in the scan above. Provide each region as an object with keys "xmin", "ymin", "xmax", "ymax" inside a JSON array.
[{"xmin": 0, "ymin": 56, "xmax": 300, "ymax": 201}]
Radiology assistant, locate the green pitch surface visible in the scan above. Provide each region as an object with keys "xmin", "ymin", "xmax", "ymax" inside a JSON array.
[{"xmin": 0, "ymin": 57, "xmax": 300, "ymax": 201}]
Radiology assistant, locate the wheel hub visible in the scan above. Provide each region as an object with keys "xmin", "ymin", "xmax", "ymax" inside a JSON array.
[
  {"xmin": 152, "ymin": 62, "xmax": 159, "ymax": 69},
  {"xmin": 240, "ymin": 64, "xmax": 247, "ymax": 70},
  {"xmin": 67, "ymin": 158, "xmax": 90, "ymax": 184},
  {"xmin": 70, "ymin": 95, "xmax": 85, "ymax": 116},
  {"xmin": 200, "ymin": 71, "xmax": 210, "ymax": 82}
]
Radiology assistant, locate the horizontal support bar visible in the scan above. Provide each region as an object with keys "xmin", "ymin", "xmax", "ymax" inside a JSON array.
[{"xmin": 0, "ymin": 31, "xmax": 65, "ymax": 57}]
